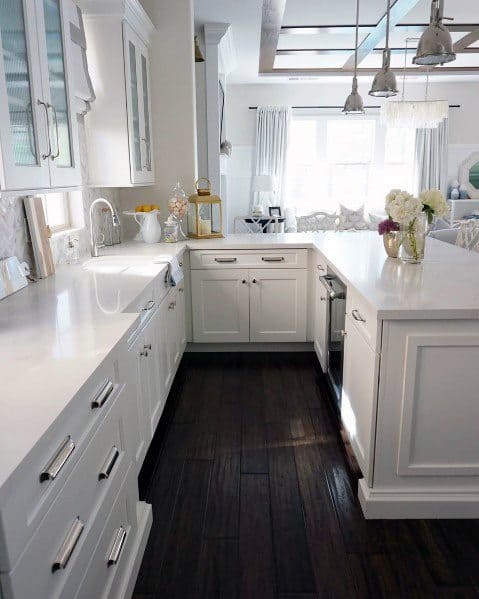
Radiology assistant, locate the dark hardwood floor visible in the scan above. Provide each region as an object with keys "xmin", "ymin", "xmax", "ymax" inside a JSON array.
[{"xmin": 133, "ymin": 352, "xmax": 479, "ymax": 599}]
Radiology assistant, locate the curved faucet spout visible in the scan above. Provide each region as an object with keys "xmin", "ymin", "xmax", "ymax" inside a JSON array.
[{"xmin": 89, "ymin": 198, "xmax": 119, "ymax": 257}]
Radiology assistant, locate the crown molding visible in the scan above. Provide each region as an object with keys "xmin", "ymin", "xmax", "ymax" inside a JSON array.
[
  {"xmin": 77, "ymin": 0, "xmax": 156, "ymax": 43},
  {"xmin": 204, "ymin": 23, "xmax": 237, "ymax": 76}
]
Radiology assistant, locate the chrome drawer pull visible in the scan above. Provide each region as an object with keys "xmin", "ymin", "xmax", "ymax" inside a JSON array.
[
  {"xmin": 214, "ymin": 257, "xmax": 237, "ymax": 263},
  {"xmin": 352, "ymin": 309, "xmax": 366, "ymax": 323},
  {"xmin": 40, "ymin": 436, "xmax": 75, "ymax": 482},
  {"xmin": 107, "ymin": 527, "xmax": 127, "ymax": 567},
  {"xmin": 91, "ymin": 379, "xmax": 115, "ymax": 409},
  {"xmin": 142, "ymin": 300, "xmax": 156, "ymax": 312},
  {"xmin": 99, "ymin": 446, "xmax": 120, "ymax": 480},
  {"xmin": 262, "ymin": 256, "xmax": 285, "ymax": 262},
  {"xmin": 52, "ymin": 518, "xmax": 84, "ymax": 572}
]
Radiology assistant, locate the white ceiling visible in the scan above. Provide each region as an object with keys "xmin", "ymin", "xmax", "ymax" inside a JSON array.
[{"xmin": 194, "ymin": 0, "xmax": 479, "ymax": 84}]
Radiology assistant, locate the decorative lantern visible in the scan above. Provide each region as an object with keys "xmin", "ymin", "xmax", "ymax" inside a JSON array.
[{"xmin": 188, "ymin": 178, "xmax": 223, "ymax": 239}]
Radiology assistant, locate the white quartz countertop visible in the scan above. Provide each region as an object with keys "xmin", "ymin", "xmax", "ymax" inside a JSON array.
[
  {"xmin": 0, "ymin": 231, "xmax": 478, "ymax": 491},
  {"xmin": 189, "ymin": 232, "xmax": 479, "ymax": 319},
  {"xmin": 0, "ymin": 241, "xmax": 185, "ymax": 491}
]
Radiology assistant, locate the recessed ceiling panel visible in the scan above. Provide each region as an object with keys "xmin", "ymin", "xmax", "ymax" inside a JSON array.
[
  {"xmin": 278, "ymin": 31, "xmax": 367, "ymax": 50},
  {"xmin": 282, "ymin": 0, "xmax": 386, "ymax": 27},
  {"xmin": 274, "ymin": 53, "xmax": 352, "ymax": 69}
]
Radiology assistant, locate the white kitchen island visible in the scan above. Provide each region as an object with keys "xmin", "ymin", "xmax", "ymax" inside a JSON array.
[{"xmin": 0, "ymin": 231, "xmax": 478, "ymax": 597}]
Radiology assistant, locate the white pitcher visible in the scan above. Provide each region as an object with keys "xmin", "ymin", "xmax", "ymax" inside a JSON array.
[{"xmin": 134, "ymin": 210, "xmax": 162, "ymax": 243}]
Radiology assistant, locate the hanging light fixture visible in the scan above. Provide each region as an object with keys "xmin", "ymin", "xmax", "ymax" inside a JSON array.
[
  {"xmin": 369, "ymin": 0, "xmax": 398, "ymax": 97},
  {"xmin": 343, "ymin": 0, "xmax": 365, "ymax": 114},
  {"xmin": 413, "ymin": 0, "xmax": 456, "ymax": 66}
]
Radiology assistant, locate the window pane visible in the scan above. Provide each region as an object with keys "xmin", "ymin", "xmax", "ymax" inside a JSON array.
[
  {"xmin": 329, "ymin": 164, "xmax": 370, "ymax": 203},
  {"xmin": 0, "ymin": 0, "xmax": 37, "ymax": 165},
  {"xmin": 385, "ymin": 127, "xmax": 415, "ymax": 164},
  {"xmin": 43, "ymin": 192, "xmax": 68, "ymax": 229},
  {"xmin": 129, "ymin": 41, "xmax": 142, "ymax": 171},
  {"xmin": 327, "ymin": 120, "xmax": 375, "ymax": 163}
]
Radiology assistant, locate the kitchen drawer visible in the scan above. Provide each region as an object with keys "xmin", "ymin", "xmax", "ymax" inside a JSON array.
[
  {"xmin": 190, "ymin": 249, "xmax": 308, "ymax": 269},
  {"xmin": 74, "ymin": 468, "xmax": 137, "ymax": 599},
  {"xmin": 314, "ymin": 251, "xmax": 328, "ymax": 276},
  {"xmin": 346, "ymin": 287, "xmax": 379, "ymax": 352},
  {"xmin": 0, "ymin": 394, "xmax": 130, "ymax": 599},
  {"xmin": 0, "ymin": 358, "xmax": 121, "ymax": 572},
  {"xmin": 125, "ymin": 282, "xmax": 155, "ymax": 317}
]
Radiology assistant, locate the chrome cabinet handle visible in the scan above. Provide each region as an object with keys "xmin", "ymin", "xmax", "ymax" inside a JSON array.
[
  {"xmin": 107, "ymin": 526, "xmax": 127, "ymax": 567},
  {"xmin": 51, "ymin": 105, "xmax": 60, "ymax": 160},
  {"xmin": 252, "ymin": 278, "xmax": 257, "ymax": 284},
  {"xmin": 261, "ymin": 256, "xmax": 284, "ymax": 262},
  {"xmin": 144, "ymin": 343, "xmax": 152, "ymax": 350},
  {"xmin": 37, "ymin": 99, "xmax": 52, "ymax": 159},
  {"xmin": 178, "ymin": 288, "xmax": 184, "ymax": 293},
  {"xmin": 52, "ymin": 518, "xmax": 84, "ymax": 572},
  {"xmin": 99, "ymin": 446, "xmax": 120, "ymax": 480},
  {"xmin": 40, "ymin": 436, "xmax": 75, "ymax": 482},
  {"xmin": 168, "ymin": 301, "xmax": 176, "ymax": 310},
  {"xmin": 140, "ymin": 349, "xmax": 149, "ymax": 357},
  {"xmin": 91, "ymin": 379, "xmax": 114, "ymax": 409},
  {"xmin": 352, "ymin": 309, "xmax": 366, "ymax": 323},
  {"xmin": 214, "ymin": 257, "xmax": 237, "ymax": 263},
  {"xmin": 142, "ymin": 300, "xmax": 155, "ymax": 312},
  {"xmin": 341, "ymin": 329, "xmax": 347, "ymax": 337}
]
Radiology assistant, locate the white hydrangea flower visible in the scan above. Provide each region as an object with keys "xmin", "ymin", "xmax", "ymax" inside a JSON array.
[
  {"xmin": 385, "ymin": 189, "xmax": 422, "ymax": 225},
  {"xmin": 420, "ymin": 189, "xmax": 449, "ymax": 218}
]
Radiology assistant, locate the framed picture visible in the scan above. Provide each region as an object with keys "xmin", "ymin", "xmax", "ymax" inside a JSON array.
[{"xmin": 269, "ymin": 206, "xmax": 281, "ymax": 217}]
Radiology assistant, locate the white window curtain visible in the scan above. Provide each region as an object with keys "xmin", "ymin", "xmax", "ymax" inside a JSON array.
[
  {"xmin": 252, "ymin": 106, "xmax": 291, "ymax": 213},
  {"xmin": 67, "ymin": 2, "xmax": 96, "ymax": 115},
  {"xmin": 413, "ymin": 119, "xmax": 449, "ymax": 195}
]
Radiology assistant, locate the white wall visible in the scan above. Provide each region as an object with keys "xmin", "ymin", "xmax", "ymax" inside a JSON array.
[{"xmin": 225, "ymin": 80, "xmax": 479, "ymax": 231}]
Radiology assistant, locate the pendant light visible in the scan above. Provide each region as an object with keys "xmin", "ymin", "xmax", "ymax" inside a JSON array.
[
  {"xmin": 369, "ymin": 0, "xmax": 398, "ymax": 97},
  {"xmin": 343, "ymin": 0, "xmax": 364, "ymax": 114},
  {"xmin": 413, "ymin": 0, "xmax": 456, "ymax": 66},
  {"xmin": 195, "ymin": 36, "xmax": 205, "ymax": 63}
]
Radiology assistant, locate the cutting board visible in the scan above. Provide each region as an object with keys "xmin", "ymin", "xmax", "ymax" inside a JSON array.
[{"xmin": 24, "ymin": 196, "xmax": 55, "ymax": 279}]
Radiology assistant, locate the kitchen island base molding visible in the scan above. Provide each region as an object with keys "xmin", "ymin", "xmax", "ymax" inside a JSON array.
[
  {"xmin": 186, "ymin": 342, "xmax": 314, "ymax": 352},
  {"xmin": 359, "ymin": 482, "xmax": 479, "ymax": 519}
]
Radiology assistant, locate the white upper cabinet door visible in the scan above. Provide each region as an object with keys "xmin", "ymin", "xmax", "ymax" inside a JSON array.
[
  {"xmin": 249, "ymin": 268, "xmax": 307, "ymax": 343},
  {"xmin": 341, "ymin": 314, "xmax": 379, "ymax": 484},
  {"xmin": 0, "ymin": 0, "xmax": 51, "ymax": 190},
  {"xmin": 123, "ymin": 23, "xmax": 154, "ymax": 185},
  {"xmin": 191, "ymin": 269, "xmax": 250, "ymax": 343},
  {"xmin": 35, "ymin": 0, "xmax": 81, "ymax": 188},
  {"xmin": 314, "ymin": 273, "xmax": 329, "ymax": 372}
]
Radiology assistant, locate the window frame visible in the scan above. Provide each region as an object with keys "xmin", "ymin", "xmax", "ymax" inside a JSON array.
[{"xmin": 40, "ymin": 192, "xmax": 72, "ymax": 233}]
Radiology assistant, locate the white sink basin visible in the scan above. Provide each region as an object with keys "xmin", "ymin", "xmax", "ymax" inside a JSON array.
[{"xmin": 82, "ymin": 255, "xmax": 152, "ymax": 274}]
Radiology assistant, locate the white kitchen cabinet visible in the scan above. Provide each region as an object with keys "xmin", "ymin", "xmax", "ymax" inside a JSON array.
[
  {"xmin": 250, "ymin": 269, "xmax": 307, "ymax": 342},
  {"xmin": 191, "ymin": 269, "xmax": 250, "ymax": 343},
  {"xmin": 0, "ymin": 0, "xmax": 81, "ymax": 192},
  {"xmin": 341, "ymin": 313, "xmax": 379, "ymax": 484},
  {"xmin": 79, "ymin": 0, "xmax": 155, "ymax": 187}
]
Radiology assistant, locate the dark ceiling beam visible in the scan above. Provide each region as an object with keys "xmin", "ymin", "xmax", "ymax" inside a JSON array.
[
  {"xmin": 261, "ymin": 66, "xmax": 479, "ymax": 76},
  {"xmin": 276, "ymin": 47, "xmax": 479, "ymax": 56},
  {"xmin": 342, "ymin": 0, "xmax": 423, "ymax": 70},
  {"xmin": 280, "ymin": 23, "xmax": 478, "ymax": 35},
  {"xmin": 454, "ymin": 29, "xmax": 479, "ymax": 52},
  {"xmin": 259, "ymin": 0, "xmax": 287, "ymax": 72}
]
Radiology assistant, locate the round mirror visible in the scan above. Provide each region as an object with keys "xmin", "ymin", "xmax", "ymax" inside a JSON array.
[{"xmin": 469, "ymin": 161, "xmax": 479, "ymax": 190}]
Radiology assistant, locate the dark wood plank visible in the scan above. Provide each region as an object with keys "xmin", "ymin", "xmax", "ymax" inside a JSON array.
[
  {"xmin": 241, "ymin": 358, "xmax": 268, "ymax": 474},
  {"xmin": 267, "ymin": 422, "xmax": 316, "ymax": 595},
  {"xmin": 153, "ymin": 460, "xmax": 212, "ymax": 598},
  {"xmin": 204, "ymin": 430, "xmax": 241, "ymax": 538},
  {"xmin": 239, "ymin": 474, "xmax": 276, "ymax": 599},
  {"xmin": 197, "ymin": 539, "xmax": 239, "ymax": 599}
]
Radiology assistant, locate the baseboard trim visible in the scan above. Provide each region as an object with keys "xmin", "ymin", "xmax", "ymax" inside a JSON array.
[
  {"xmin": 358, "ymin": 480, "xmax": 479, "ymax": 519},
  {"xmin": 186, "ymin": 342, "xmax": 314, "ymax": 353}
]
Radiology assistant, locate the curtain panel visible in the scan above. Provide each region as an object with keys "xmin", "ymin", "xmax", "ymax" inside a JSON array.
[
  {"xmin": 413, "ymin": 119, "xmax": 449, "ymax": 195},
  {"xmin": 252, "ymin": 106, "xmax": 291, "ymax": 212}
]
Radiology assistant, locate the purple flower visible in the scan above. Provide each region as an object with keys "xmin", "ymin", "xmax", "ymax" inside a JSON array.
[{"xmin": 378, "ymin": 218, "xmax": 400, "ymax": 236}]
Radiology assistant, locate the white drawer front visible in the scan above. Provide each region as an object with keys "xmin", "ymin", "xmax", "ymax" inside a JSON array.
[
  {"xmin": 74, "ymin": 469, "xmax": 137, "ymax": 599},
  {"xmin": 0, "ymin": 358, "xmax": 119, "ymax": 572},
  {"xmin": 0, "ymin": 395, "xmax": 129, "ymax": 599},
  {"xmin": 346, "ymin": 287, "xmax": 379, "ymax": 352},
  {"xmin": 190, "ymin": 249, "xmax": 308, "ymax": 269}
]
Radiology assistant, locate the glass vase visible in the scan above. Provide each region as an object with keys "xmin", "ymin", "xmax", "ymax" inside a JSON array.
[{"xmin": 399, "ymin": 213, "xmax": 427, "ymax": 264}]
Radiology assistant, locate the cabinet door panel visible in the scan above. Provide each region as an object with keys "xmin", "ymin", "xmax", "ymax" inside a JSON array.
[
  {"xmin": 147, "ymin": 308, "xmax": 167, "ymax": 436},
  {"xmin": 176, "ymin": 284, "xmax": 186, "ymax": 362},
  {"xmin": 35, "ymin": 0, "xmax": 81, "ymax": 187},
  {"xmin": 341, "ymin": 314, "xmax": 379, "ymax": 484},
  {"xmin": 314, "ymin": 273, "xmax": 329, "ymax": 371},
  {"xmin": 191, "ymin": 269, "xmax": 250, "ymax": 342},
  {"xmin": 139, "ymin": 48, "xmax": 153, "ymax": 179},
  {"xmin": 249, "ymin": 269, "xmax": 307, "ymax": 342},
  {"xmin": 0, "ymin": 0, "xmax": 50, "ymax": 190}
]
